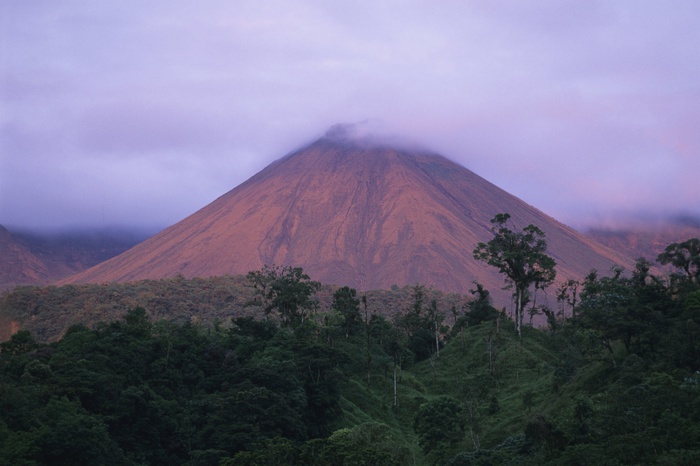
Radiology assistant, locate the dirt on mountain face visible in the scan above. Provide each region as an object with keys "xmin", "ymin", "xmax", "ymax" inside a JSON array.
[{"xmin": 59, "ymin": 131, "xmax": 637, "ymax": 304}]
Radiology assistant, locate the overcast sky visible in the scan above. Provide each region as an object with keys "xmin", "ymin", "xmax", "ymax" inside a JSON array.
[{"xmin": 2, "ymin": 1, "xmax": 699, "ymax": 232}]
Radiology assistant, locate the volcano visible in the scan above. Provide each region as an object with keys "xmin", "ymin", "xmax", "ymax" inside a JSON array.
[{"xmin": 61, "ymin": 127, "xmax": 633, "ymax": 297}]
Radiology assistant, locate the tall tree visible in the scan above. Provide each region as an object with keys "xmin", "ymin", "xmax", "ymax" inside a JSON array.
[
  {"xmin": 657, "ymin": 238, "xmax": 700, "ymax": 285},
  {"xmin": 362, "ymin": 295, "xmax": 373, "ymax": 386},
  {"xmin": 331, "ymin": 286, "xmax": 361, "ymax": 338},
  {"xmin": 428, "ymin": 299, "xmax": 444, "ymax": 357},
  {"xmin": 247, "ymin": 265, "xmax": 321, "ymax": 328},
  {"xmin": 473, "ymin": 213, "xmax": 557, "ymax": 338},
  {"xmin": 556, "ymin": 279, "xmax": 580, "ymax": 319},
  {"xmin": 397, "ymin": 285, "xmax": 433, "ymax": 361}
]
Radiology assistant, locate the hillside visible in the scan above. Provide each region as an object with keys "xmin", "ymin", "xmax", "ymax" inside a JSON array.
[
  {"xmin": 0, "ymin": 275, "xmax": 464, "ymax": 343},
  {"xmin": 585, "ymin": 218, "xmax": 700, "ymax": 263},
  {"xmin": 0, "ymin": 225, "xmax": 51, "ymax": 291},
  {"xmin": 0, "ymin": 226, "xmax": 150, "ymax": 291},
  {"xmin": 2, "ymin": 257, "xmax": 699, "ymax": 465}
]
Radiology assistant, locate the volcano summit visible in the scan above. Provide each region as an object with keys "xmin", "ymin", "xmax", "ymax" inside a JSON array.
[{"xmin": 62, "ymin": 128, "xmax": 632, "ymax": 295}]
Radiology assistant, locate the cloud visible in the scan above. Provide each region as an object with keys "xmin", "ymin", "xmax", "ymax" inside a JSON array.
[{"xmin": 2, "ymin": 0, "xmax": 699, "ymax": 230}]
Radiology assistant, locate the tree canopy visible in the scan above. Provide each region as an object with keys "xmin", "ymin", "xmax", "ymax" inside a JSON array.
[
  {"xmin": 473, "ymin": 213, "xmax": 557, "ymax": 337},
  {"xmin": 246, "ymin": 265, "xmax": 321, "ymax": 328}
]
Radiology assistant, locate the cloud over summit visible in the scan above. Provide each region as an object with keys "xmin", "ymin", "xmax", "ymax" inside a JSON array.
[{"xmin": 2, "ymin": 1, "xmax": 699, "ymax": 230}]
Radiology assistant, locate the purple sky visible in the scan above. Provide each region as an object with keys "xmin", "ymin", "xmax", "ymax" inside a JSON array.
[{"xmin": 2, "ymin": 1, "xmax": 699, "ymax": 232}]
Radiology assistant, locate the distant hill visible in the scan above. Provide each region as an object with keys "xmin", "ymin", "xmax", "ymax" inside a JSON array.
[
  {"xmin": 0, "ymin": 226, "xmax": 151, "ymax": 290},
  {"xmin": 584, "ymin": 217, "xmax": 700, "ymax": 264},
  {"xmin": 61, "ymin": 126, "xmax": 636, "ymax": 302},
  {"xmin": 0, "ymin": 225, "xmax": 50, "ymax": 291}
]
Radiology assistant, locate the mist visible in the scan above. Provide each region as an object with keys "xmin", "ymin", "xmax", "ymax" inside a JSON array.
[{"xmin": 2, "ymin": 1, "xmax": 699, "ymax": 231}]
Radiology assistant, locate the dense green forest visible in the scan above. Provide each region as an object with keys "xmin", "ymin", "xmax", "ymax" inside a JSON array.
[{"xmin": 1, "ymin": 221, "xmax": 699, "ymax": 465}]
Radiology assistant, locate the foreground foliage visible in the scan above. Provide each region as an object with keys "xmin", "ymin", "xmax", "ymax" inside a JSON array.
[{"xmin": 1, "ymin": 235, "xmax": 699, "ymax": 464}]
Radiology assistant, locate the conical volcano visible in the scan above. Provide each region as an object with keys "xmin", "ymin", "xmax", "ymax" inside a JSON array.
[{"xmin": 62, "ymin": 129, "xmax": 633, "ymax": 295}]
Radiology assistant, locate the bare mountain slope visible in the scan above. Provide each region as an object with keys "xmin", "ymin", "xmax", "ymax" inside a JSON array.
[
  {"xmin": 0, "ymin": 225, "xmax": 50, "ymax": 290},
  {"xmin": 586, "ymin": 219, "xmax": 700, "ymax": 264},
  {"xmin": 62, "ymin": 132, "xmax": 634, "ymax": 297},
  {"xmin": 0, "ymin": 227, "xmax": 149, "ymax": 290}
]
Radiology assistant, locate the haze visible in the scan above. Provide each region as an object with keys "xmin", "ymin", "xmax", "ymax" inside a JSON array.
[{"xmin": 2, "ymin": 1, "xmax": 699, "ymax": 231}]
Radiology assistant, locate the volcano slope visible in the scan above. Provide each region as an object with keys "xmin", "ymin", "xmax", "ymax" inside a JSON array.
[{"xmin": 61, "ymin": 132, "xmax": 634, "ymax": 299}]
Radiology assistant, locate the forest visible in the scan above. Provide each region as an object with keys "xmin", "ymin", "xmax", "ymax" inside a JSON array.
[{"xmin": 1, "ymin": 216, "xmax": 699, "ymax": 465}]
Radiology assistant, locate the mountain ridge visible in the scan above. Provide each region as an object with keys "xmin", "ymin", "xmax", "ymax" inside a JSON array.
[
  {"xmin": 59, "ymin": 134, "xmax": 635, "ymax": 300},
  {"xmin": 0, "ymin": 225, "xmax": 50, "ymax": 290},
  {"xmin": 0, "ymin": 226, "xmax": 151, "ymax": 290}
]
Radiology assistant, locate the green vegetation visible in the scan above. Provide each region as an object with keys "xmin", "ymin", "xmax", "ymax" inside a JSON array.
[
  {"xmin": 0, "ymin": 275, "xmax": 461, "ymax": 343},
  {"xmin": 1, "ymin": 219, "xmax": 699, "ymax": 464},
  {"xmin": 474, "ymin": 213, "xmax": 557, "ymax": 338}
]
